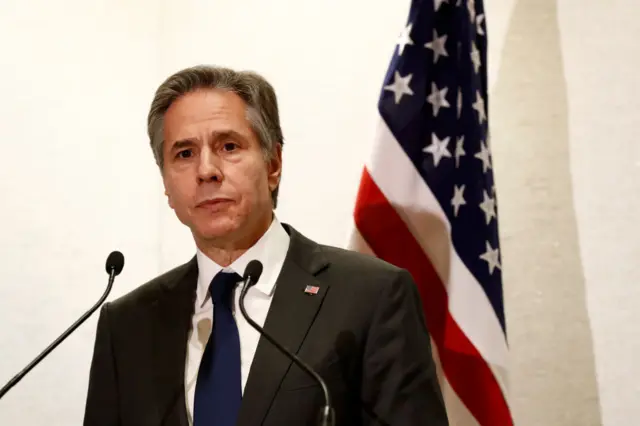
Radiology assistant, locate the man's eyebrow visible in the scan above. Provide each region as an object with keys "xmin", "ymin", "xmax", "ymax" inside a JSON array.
[
  {"xmin": 169, "ymin": 139, "xmax": 196, "ymax": 151},
  {"xmin": 210, "ymin": 130, "xmax": 246, "ymax": 141}
]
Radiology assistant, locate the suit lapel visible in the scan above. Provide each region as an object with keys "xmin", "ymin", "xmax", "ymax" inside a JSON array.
[
  {"xmin": 149, "ymin": 258, "xmax": 198, "ymax": 426},
  {"xmin": 237, "ymin": 225, "xmax": 330, "ymax": 426}
]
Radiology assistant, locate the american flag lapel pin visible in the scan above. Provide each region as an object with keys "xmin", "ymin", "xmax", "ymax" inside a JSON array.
[{"xmin": 304, "ymin": 285, "xmax": 320, "ymax": 295}]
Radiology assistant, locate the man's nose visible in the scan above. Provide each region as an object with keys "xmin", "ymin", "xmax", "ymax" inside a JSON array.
[{"xmin": 197, "ymin": 148, "xmax": 223, "ymax": 183}]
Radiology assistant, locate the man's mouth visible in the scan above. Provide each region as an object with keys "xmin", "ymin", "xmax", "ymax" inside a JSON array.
[{"xmin": 196, "ymin": 198, "xmax": 233, "ymax": 209}]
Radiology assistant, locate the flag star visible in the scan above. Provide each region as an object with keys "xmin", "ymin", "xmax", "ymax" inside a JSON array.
[
  {"xmin": 476, "ymin": 14, "xmax": 486, "ymax": 36},
  {"xmin": 457, "ymin": 88, "xmax": 463, "ymax": 118},
  {"xmin": 455, "ymin": 136, "xmax": 465, "ymax": 167},
  {"xmin": 451, "ymin": 184, "xmax": 466, "ymax": 216},
  {"xmin": 384, "ymin": 71, "xmax": 414, "ymax": 104},
  {"xmin": 424, "ymin": 30, "xmax": 449, "ymax": 63},
  {"xmin": 471, "ymin": 42, "xmax": 482, "ymax": 73},
  {"xmin": 474, "ymin": 140, "xmax": 492, "ymax": 172},
  {"xmin": 472, "ymin": 91, "xmax": 487, "ymax": 123},
  {"xmin": 479, "ymin": 190, "xmax": 497, "ymax": 224},
  {"xmin": 435, "ymin": 0, "xmax": 449, "ymax": 12},
  {"xmin": 468, "ymin": 0, "xmax": 477, "ymax": 24},
  {"xmin": 479, "ymin": 241, "xmax": 501, "ymax": 274},
  {"xmin": 423, "ymin": 133, "xmax": 451, "ymax": 167},
  {"xmin": 427, "ymin": 83, "xmax": 451, "ymax": 117},
  {"xmin": 397, "ymin": 23, "xmax": 414, "ymax": 56}
]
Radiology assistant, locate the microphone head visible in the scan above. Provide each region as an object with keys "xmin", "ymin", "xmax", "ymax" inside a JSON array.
[
  {"xmin": 243, "ymin": 260, "xmax": 264, "ymax": 286},
  {"xmin": 106, "ymin": 251, "xmax": 125, "ymax": 276}
]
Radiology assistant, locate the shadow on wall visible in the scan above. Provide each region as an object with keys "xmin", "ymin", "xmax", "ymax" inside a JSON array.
[{"xmin": 489, "ymin": 0, "xmax": 603, "ymax": 425}]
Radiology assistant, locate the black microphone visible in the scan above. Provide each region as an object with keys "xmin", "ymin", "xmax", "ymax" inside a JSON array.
[
  {"xmin": 239, "ymin": 260, "xmax": 334, "ymax": 426},
  {"xmin": 0, "ymin": 251, "xmax": 125, "ymax": 399}
]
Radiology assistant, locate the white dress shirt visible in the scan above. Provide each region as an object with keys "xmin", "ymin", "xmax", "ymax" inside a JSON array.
[{"xmin": 184, "ymin": 217, "xmax": 291, "ymax": 426}]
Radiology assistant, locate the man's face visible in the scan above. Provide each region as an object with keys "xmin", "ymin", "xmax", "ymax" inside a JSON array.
[{"xmin": 161, "ymin": 88, "xmax": 282, "ymax": 248}]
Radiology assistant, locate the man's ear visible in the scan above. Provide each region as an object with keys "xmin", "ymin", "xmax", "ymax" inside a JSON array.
[
  {"xmin": 267, "ymin": 144, "xmax": 283, "ymax": 191},
  {"xmin": 163, "ymin": 175, "xmax": 175, "ymax": 210},
  {"xmin": 165, "ymin": 190, "xmax": 175, "ymax": 210}
]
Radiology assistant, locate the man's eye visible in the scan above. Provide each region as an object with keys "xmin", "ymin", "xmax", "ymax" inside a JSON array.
[
  {"xmin": 177, "ymin": 150, "xmax": 192, "ymax": 159},
  {"xmin": 223, "ymin": 143, "xmax": 238, "ymax": 152}
]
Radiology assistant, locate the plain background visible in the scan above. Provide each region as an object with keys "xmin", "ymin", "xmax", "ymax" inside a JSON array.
[{"xmin": 0, "ymin": 0, "xmax": 637, "ymax": 425}]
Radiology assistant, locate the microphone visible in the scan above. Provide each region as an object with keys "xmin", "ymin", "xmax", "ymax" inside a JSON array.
[
  {"xmin": 0, "ymin": 251, "xmax": 125, "ymax": 399},
  {"xmin": 239, "ymin": 260, "xmax": 334, "ymax": 426}
]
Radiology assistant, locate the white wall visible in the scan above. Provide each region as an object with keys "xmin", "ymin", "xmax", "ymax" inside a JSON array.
[
  {"xmin": 0, "ymin": 0, "xmax": 638, "ymax": 425},
  {"xmin": 559, "ymin": 1, "xmax": 640, "ymax": 423},
  {"xmin": 0, "ymin": 0, "xmax": 162, "ymax": 423},
  {"xmin": 487, "ymin": 1, "xmax": 640, "ymax": 424}
]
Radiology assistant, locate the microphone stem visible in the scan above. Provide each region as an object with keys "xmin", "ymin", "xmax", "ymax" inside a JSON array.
[
  {"xmin": 239, "ymin": 281, "xmax": 334, "ymax": 426},
  {"xmin": 0, "ymin": 269, "xmax": 117, "ymax": 399}
]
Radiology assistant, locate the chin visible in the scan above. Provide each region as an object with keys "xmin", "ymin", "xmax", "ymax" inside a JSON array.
[{"xmin": 193, "ymin": 220, "xmax": 240, "ymax": 241}]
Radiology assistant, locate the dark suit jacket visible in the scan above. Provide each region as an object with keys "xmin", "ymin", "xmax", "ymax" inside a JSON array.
[{"xmin": 83, "ymin": 224, "xmax": 448, "ymax": 426}]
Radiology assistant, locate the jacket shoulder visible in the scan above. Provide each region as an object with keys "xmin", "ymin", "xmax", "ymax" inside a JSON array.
[
  {"xmin": 284, "ymin": 223, "xmax": 406, "ymax": 283},
  {"xmin": 317, "ymin": 243, "xmax": 408, "ymax": 284},
  {"xmin": 106, "ymin": 257, "xmax": 196, "ymax": 312}
]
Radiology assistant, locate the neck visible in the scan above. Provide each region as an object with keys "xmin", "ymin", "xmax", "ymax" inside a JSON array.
[{"xmin": 195, "ymin": 212, "xmax": 273, "ymax": 267}]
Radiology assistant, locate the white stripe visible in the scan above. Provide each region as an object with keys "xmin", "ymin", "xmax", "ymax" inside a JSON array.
[{"xmin": 359, "ymin": 117, "xmax": 509, "ymax": 385}]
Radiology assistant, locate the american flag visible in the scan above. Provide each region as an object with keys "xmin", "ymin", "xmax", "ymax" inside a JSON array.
[
  {"xmin": 348, "ymin": 0, "xmax": 512, "ymax": 424},
  {"xmin": 304, "ymin": 285, "xmax": 320, "ymax": 295}
]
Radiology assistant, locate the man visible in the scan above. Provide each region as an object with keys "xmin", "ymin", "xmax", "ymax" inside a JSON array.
[{"xmin": 83, "ymin": 65, "xmax": 448, "ymax": 426}]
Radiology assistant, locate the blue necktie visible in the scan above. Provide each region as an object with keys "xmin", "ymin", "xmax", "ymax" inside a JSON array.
[{"xmin": 193, "ymin": 271, "xmax": 242, "ymax": 426}]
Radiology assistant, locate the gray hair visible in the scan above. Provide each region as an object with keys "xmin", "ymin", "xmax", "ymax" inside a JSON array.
[{"xmin": 147, "ymin": 65, "xmax": 285, "ymax": 207}]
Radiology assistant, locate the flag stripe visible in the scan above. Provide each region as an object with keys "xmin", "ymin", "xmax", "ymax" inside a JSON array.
[
  {"xmin": 364, "ymin": 118, "xmax": 508, "ymax": 375},
  {"xmin": 430, "ymin": 343, "xmax": 482, "ymax": 426},
  {"xmin": 353, "ymin": 167, "xmax": 512, "ymax": 426}
]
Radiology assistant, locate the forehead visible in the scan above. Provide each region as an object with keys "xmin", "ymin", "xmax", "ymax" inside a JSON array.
[{"xmin": 163, "ymin": 88, "xmax": 251, "ymax": 143}]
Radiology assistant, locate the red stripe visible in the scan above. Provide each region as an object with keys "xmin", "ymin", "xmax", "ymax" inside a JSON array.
[{"xmin": 353, "ymin": 168, "xmax": 513, "ymax": 426}]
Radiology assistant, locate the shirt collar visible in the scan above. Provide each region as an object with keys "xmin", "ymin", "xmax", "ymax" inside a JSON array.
[{"xmin": 195, "ymin": 216, "xmax": 290, "ymax": 308}]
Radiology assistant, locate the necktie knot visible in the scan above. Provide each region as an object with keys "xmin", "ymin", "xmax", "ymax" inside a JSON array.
[{"xmin": 209, "ymin": 271, "xmax": 241, "ymax": 307}]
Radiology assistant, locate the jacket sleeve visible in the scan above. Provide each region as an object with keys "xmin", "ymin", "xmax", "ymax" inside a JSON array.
[
  {"xmin": 361, "ymin": 269, "xmax": 449, "ymax": 425},
  {"xmin": 83, "ymin": 302, "xmax": 120, "ymax": 426}
]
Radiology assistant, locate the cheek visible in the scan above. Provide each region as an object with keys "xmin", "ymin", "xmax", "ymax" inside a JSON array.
[
  {"xmin": 232, "ymin": 183, "xmax": 266, "ymax": 210},
  {"xmin": 251, "ymin": 168, "xmax": 272, "ymax": 200},
  {"xmin": 164, "ymin": 176, "xmax": 192, "ymax": 207},
  {"xmin": 233, "ymin": 163, "xmax": 268, "ymax": 191}
]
